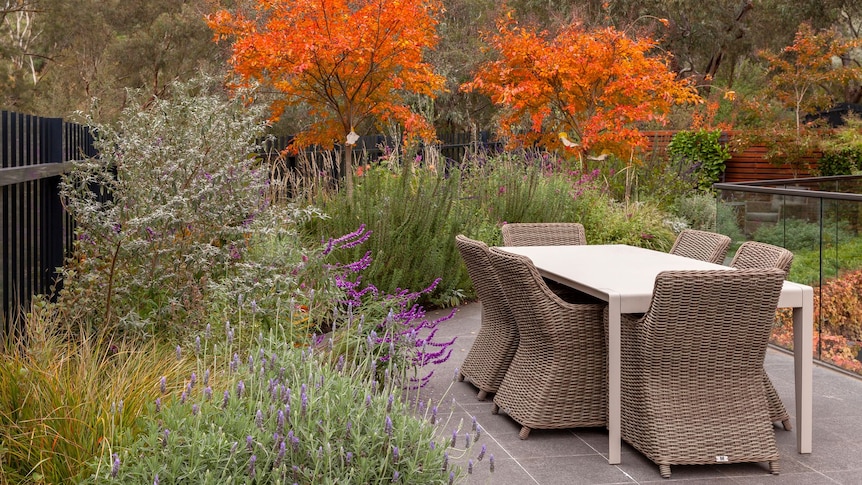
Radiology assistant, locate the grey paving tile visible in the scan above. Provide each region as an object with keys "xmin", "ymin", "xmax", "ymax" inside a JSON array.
[{"xmin": 421, "ymin": 302, "xmax": 862, "ymax": 485}]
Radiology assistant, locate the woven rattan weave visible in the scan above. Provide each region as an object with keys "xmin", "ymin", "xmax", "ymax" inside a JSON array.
[
  {"xmin": 454, "ymin": 235, "xmax": 518, "ymax": 401},
  {"xmin": 669, "ymin": 229, "xmax": 732, "ymax": 264},
  {"xmin": 487, "ymin": 247, "xmax": 607, "ymax": 439},
  {"xmin": 501, "ymin": 222, "xmax": 586, "ymax": 246},
  {"xmin": 620, "ymin": 268, "xmax": 785, "ymax": 478},
  {"xmin": 731, "ymin": 240, "xmax": 795, "ymax": 430}
]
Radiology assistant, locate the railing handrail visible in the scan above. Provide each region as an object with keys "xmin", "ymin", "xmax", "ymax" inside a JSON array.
[
  {"xmin": 0, "ymin": 161, "xmax": 75, "ymax": 188},
  {"xmin": 714, "ymin": 175, "xmax": 862, "ymax": 202}
]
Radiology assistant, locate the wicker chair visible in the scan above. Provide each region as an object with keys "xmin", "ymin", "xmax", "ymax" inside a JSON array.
[
  {"xmin": 620, "ymin": 268, "xmax": 785, "ymax": 479},
  {"xmin": 501, "ymin": 222, "xmax": 586, "ymax": 246},
  {"xmin": 731, "ymin": 240, "xmax": 795, "ymax": 431},
  {"xmin": 487, "ymin": 247, "xmax": 607, "ymax": 439},
  {"xmin": 730, "ymin": 241, "xmax": 794, "ymax": 274},
  {"xmin": 669, "ymin": 229, "xmax": 732, "ymax": 264},
  {"xmin": 500, "ymin": 222, "xmax": 599, "ymax": 303},
  {"xmin": 454, "ymin": 235, "xmax": 518, "ymax": 401}
]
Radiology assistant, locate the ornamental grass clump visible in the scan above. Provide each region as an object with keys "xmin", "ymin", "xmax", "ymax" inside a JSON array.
[{"xmin": 85, "ymin": 328, "xmax": 464, "ymax": 484}]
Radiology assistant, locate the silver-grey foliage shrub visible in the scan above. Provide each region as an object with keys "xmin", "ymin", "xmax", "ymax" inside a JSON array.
[{"xmin": 58, "ymin": 76, "xmax": 313, "ymax": 335}]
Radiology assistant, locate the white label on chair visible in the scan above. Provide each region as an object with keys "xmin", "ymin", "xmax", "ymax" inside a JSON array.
[{"xmin": 715, "ymin": 455, "xmax": 729, "ymax": 462}]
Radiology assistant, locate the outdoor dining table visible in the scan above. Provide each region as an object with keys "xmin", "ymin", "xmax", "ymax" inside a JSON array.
[{"xmin": 500, "ymin": 244, "xmax": 814, "ymax": 465}]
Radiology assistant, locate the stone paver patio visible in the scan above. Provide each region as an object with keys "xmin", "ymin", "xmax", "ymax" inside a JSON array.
[{"xmin": 419, "ymin": 302, "xmax": 862, "ymax": 484}]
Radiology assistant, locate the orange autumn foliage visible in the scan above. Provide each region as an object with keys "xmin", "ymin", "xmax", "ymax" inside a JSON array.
[
  {"xmin": 207, "ymin": 0, "xmax": 445, "ymax": 152},
  {"xmin": 462, "ymin": 13, "xmax": 701, "ymax": 161}
]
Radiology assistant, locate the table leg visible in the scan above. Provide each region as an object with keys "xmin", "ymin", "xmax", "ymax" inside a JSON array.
[
  {"xmin": 608, "ymin": 293, "xmax": 621, "ymax": 465},
  {"xmin": 793, "ymin": 288, "xmax": 814, "ymax": 454}
]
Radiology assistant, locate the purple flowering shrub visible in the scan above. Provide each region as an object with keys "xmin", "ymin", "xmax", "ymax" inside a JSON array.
[{"xmin": 317, "ymin": 225, "xmax": 458, "ymax": 389}]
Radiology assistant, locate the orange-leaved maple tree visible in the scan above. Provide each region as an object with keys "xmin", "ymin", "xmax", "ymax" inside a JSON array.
[
  {"xmin": 758, "ymin": 23, "xmax": 861, "ymax": 134},
  {"xmin": 462, "ymin": 13, "xmax": 701, "ymax": 171},
  {"xmin": 207, "ymin": 0, "xmax": 446, "ymax": 198}
]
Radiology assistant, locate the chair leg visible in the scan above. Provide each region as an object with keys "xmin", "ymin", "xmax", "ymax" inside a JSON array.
[
  {"xmin": 457, "ymin": 372, "xmax": 464, "ymax": 382},
  {"xmin": 769, "ymin": 460, "xmax": 780, "ymax": 475},
  {"xmin": 477, "ymin": 390, "xmax": 487, "ymax": 401},
  {"xmin": 518, "ymin": 426, "xmax": 531, "ymax": 440},
  {"xmin": 491, "ymin": 404, "xmax": 499, "ymax": 415},
  {"xmin": 781, "ymin": 418, "xmax": 792, "ymax": 431},
  {"xmin": 659, "ymin": 464, "xmax": 671, "ymax": 479}
]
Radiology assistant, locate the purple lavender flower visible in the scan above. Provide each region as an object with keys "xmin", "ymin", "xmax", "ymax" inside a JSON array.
[
  {"xmin": 194, "ymin": 337, "xmax": 200, "ymax": 355},
  {"xmin": 154, "ymin": 398, "xmax": 161, "ymax": 413},
  {"xmin": 111, "ymin": 453, "xmax": 120, "ymax": 477},
  {"xmin": 471, "ymin": 415, "xmax": 477, "ymax": 431},
  {"xmin": 246, "ymin": 435, "xmax": 254, "ymax": 452},
  {"xmin": 431, "ymin": 406, "xmax": 438, "ymax": 424},
  {"xmin": 153, "ymin": 473, "xmax": 159, "ymax": 485},
  {"xmin": 204, "ymin": 386, "xmax": 212, "ymax": 401},
  {"xmin": 392, "ymin": 470, "xmax": 400, "ymax": 482},
  {"xmin": 192, "ymin": 404, "xmax": 199, "ymax": 416},
  {"xmin": 289, "ymin": 430, "xmax": 299, "ymax": 451},
  {"xmin": 276, "ymin": 441, "xmax": 286, "ymax": 468},
  {"xmin": 451, "ymin": 429, "xmax": 457, "ymax": 447},
  {"xmin": 442, "ymin": 452, "xmax": 448, "ymax": 472},
  {"xmin": 345, "ymin": 421, "xmax": 352, "ymax": 439},
  {"xmin": 248, "ymin": 355, "xmax": 254, "ymax": 374},
  {"xmin": 277, "ymin": 410, "xmax": 285, "ymax": 434},
  {"xmin": 222, "ymin": 390, "xmax": 230, "ymax": 409},
  {"xmin": 205, "ymin": 324, "xmax": 211, "ymax": 340},
  {"xmin": 387, "ymin": 394, "xmax": 394, "ymax": 412},
  {"xmin": 256, "ymin": 409, "xmax": 263, "ymax": 429},
  {"xmin": 468, "ymin": 459, "xmax": 473, "ymax": 474},
  {"xmin": 301, "ymin": 388, "xmax": 308, "ymax": 416},
  {"xmin": 190, "ymin": 372, "xmax": 197, "ymax": 388},
  {"xmin": 237, "ymin": 380, "xmax": 245, "ymax": 398},
  {"xmin": 449, "ymin": 471, "xmax": 455, "ymax": 484},
  {"xmin": 162, "ymin": 429, "xmax": 170, "ymax": 448},
  {"xmin": 180, "ymin": 391, "xmax": 187, "ymax": 404},
  {"xmin": 476, "ymin": 424, "xmax": 482, "ymax": 440},
  {"xmin": 385, "ymin": 416, "xmax": 393, "ymax": 436},
  {"xmin": 175, "ymin": 345, "xmax": 182, "ymax": 361},
  {"xmin": 392, "ymin": 446, "xmax": 399, "ymax": 462},
  {"xmin": 477, "ymin": 443, "xmax": 487, "ymax": 461},
  {"xmin": 346, "ymin": 451, "xmax": 353, "ymax": 464},
  {"xmin": 159, "ymin": 376, "xmax": 166, "ymax": 394},
  {"xmin": 204, "ymin": 369, "xmax": 210, "ymax": 385},
  {"xmin": 489, "ymin": 454, "xmax": 495, "ymax": 472},
  {"xmin": 465, "ymin": 432, "xmax": 472, "ymax": 448},
  {"xmin": 248, "ymin": 454, "xmax": 256, "ymax": 479}
]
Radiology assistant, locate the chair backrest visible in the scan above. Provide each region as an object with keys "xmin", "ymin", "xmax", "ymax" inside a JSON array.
[
  {"xmin": 501, "ymin": 222, "xmax": 586, "ymax": 246},
  {"xmin": 730, "ymin": 241, "xmax": 794, "ymax": 275},
  {"xmin": 639, "ymin": 268, "xmax": 786, "ymax": 370},
  {"xmin": 668, "ymin": 229, "xmax": 732, "ymax": 264},
  {"xmin": 455, "ymin": 235, "xmax": 511, "ymax": 319}
]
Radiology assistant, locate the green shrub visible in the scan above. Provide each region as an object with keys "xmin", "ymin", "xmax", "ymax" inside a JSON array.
[
  {"xmin": 300, "ymin": 164, "xmax": 473, "ymax": 308},
  {"xmin": 816, "ymin": 148, "xmax": 861, "ymax": 176},
  {"xmin": 752, "ymin": 217, "xmax": 853, "ymax": 252},
  {"xmin": 671, "ymin": 193, "xmax": 719, "ymax": 231},
  {"xmin": 666, "ymin": 129, "xmax": 730, "ymax": 193}
]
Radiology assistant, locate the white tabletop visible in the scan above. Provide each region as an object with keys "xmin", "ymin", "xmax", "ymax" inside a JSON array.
[{"xmin": 503, "ymin": 244, "xmax": 807, "ymax": 312}]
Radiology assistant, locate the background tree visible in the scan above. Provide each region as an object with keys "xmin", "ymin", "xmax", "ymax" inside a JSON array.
[
  {"xmin": 759, "ymin": 23, "xmax": 861, "ymax": 133},
  {"xmin": 0, "ymin": 0, "xmax": 225, "ymax": 120},
  {"xmin": 462, "ymin": 13, "xmax": 700, "ymax": 170},
  {"xmin": 207, "ymin": 0, "xmax": 446, "ymax": 200}
]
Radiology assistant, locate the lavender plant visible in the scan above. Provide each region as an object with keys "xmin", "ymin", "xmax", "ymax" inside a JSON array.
[{"xmin": 84, "ymin": 329, "xmax": 463, "ymax": 484}]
